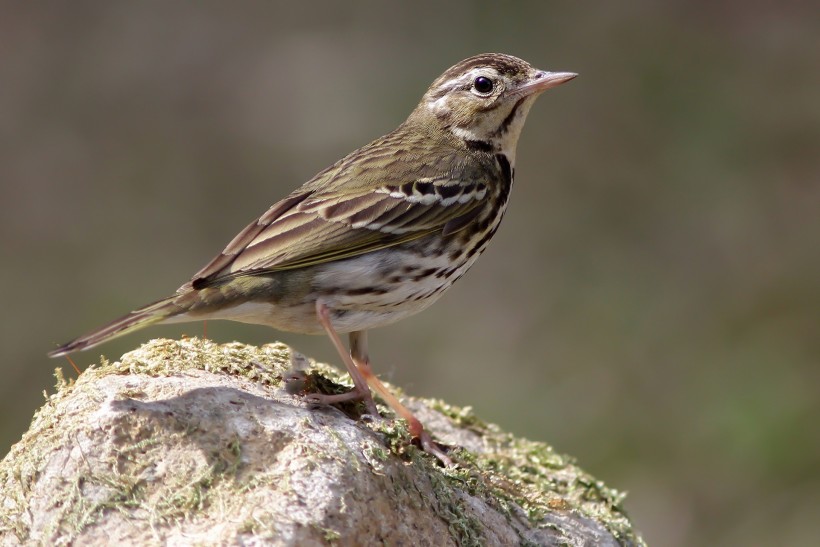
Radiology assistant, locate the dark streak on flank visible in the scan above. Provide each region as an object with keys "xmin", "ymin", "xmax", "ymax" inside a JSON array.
[
  {"xmin": 344, "ymin": 287, "xmax": 390, "ymax": 296},
  {"xmin": 413, "ymin": 268, "xmax": 438, "ymax": 282}
]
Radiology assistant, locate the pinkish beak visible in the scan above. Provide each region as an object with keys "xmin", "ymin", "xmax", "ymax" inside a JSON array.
[{"xmin": 513, "ymin": 71, "xmax": 577, "ymax": 97}]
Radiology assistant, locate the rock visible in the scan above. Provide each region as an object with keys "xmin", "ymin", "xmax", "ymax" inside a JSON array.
[{"xmin": 0, "ymin": 338, "xmax": 643, "ymax": 546}]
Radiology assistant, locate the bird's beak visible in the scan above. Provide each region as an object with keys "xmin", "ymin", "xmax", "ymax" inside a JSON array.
[{"xmin": 513, "ymin": 71, "xmax": 577, "ymax": 98}]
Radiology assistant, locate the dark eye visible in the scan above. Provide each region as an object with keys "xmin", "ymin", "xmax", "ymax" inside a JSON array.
[{"xmin": 473, "ymin": 76, "xmax": 494, "ymax": 94}]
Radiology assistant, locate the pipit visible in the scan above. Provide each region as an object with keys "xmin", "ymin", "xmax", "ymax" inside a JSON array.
[{"xmin": 50, "ymin": 53, "xmax": 576, "ymax": 464}]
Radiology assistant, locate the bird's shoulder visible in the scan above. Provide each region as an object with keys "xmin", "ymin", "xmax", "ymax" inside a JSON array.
[{"xmin": 301, "ymin": 122, "xmax": 499, "ymax": 198}]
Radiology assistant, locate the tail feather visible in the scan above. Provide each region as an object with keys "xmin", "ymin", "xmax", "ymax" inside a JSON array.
[{"xmin": 48, "ymin": 296, "xmax": 183, "ymax": 357}]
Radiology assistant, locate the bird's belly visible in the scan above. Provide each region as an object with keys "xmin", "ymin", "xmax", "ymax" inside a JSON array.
[
  {"xmin": 191, "ymin": 290, "xmax": 442, "ymax": 335},
  {"xmin": 309, "ymin": 245, "xmax": 469, "ymax": 331},
  {"xmin": 183, "ymin": 232, "xmax": 493, "ymax": 335}
]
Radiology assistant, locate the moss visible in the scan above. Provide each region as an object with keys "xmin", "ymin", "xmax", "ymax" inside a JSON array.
[
  {"xmin": 428, "ymin": 400, "xmax": 491, "ymax": 433},
  {"xmin": 369, "ymin": 398, "xmax": 641, "ymax": 543},
  {"xmin": 319, "ymin": 526, "xmax": 341, "ymax": 542},
  {"xmin": 100, "ymin": 338, "xmax": 290, "ymax": 385},
  {"xmin": 367, "ymin": 419, "xmax": 493, "ymax": 545},
  {"xmin": 427, "ymin": 465, "xmax": 487, "ymax": 546},
  {"xmin": 435, "ymin": 431, "xmax": 640, "ymax": 545}
]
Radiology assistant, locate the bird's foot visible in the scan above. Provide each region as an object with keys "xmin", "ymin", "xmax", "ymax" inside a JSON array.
[{"xmin": 284, "ymin": 368, "xmax": 381, "ymax": 418}]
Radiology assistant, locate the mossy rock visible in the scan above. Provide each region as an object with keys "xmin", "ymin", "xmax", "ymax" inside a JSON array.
[{"xmin": 0, "ymin": 338, "xmax": 644, "ymax": 546}]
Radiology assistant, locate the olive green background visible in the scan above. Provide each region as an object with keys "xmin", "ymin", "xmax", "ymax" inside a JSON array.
[{"xmin": 1, "ymin": 2, "xmax": 818, "ymax": 545}]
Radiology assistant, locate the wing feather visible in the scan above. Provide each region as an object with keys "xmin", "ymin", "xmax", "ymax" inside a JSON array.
[{"xmin": 191, "ymin": 130, "xmax": 497, "ymax": 289}]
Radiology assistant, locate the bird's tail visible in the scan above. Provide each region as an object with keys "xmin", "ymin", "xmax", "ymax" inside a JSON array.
[{"xmin": 48, "ymin": 295, "xmax": 184, "ymax": 357}]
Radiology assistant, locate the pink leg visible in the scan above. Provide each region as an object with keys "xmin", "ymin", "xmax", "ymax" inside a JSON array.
[
  {"xmin": 350, "ymin": 331, "xmax": 452, "ymax": 466},
  {"xmin": 314, "ymin": 301, "xmax": 451, "ymax": 465},
  {"xmin": 314, "ymin": 300, "xmax": 379, "ymax": 416}
]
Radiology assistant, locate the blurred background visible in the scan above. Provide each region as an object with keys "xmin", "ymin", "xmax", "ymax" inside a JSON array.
[{"xmin": 1, "ymin": 2, "xmax": 818, "ymax": 545}]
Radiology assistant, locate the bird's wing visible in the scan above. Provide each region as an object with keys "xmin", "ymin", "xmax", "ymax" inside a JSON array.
[{"xmin": 191, "ymin": 149, "xmax": 492, "ymax": 288}]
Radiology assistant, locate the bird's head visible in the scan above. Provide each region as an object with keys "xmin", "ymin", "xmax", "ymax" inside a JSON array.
[{"xmin": 413, "ymin": 53, "xmax": 576, "ymax": 162}]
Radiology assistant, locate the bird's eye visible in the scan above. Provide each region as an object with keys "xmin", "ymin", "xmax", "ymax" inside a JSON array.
[{"xmin": 473, "ymin": 76, "xmax": 494, "ymax": 95}]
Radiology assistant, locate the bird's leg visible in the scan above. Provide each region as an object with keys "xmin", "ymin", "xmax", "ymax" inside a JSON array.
[
  {"xmin": 313, "ymin": 300, "xmax": 379, "ymax": 416},
  {"xmin": 312, "ymin": 302, "xmax": 450, "ymax": 464},
  {"xmin": 349, "ymin": 330, "xmax": 452, "ymax": 466}
]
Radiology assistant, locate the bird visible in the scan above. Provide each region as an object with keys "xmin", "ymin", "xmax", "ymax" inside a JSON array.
[{"xmin": 49, "ymin": 53, "xmax": 576, "ymax": 464}]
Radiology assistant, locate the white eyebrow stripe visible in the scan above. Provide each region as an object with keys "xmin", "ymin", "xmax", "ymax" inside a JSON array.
[{"xmin": 435, "ymin": 68, "xmax": 500, "ymax": 92}]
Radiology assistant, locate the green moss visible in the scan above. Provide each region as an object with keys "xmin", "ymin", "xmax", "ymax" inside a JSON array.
[
  {"xmin": 437, "ymin": 431, "xmax": 640, "ymax": 544},
  {"xmin": 99, "ymin": 338, "xmax": 290, "ymax": 384},
  {"xmin": 427, "ymin": 464, "xmax": 487, "ymax": 546},
  {"xmin": 378, "ymin": 389, "xmax": 642, "ymax": 543},
  {"xmin": 319, "ymin": 526, "xmax": 341, "ymax": 542},
  {"xmin": 428, "ymin": 400, "xmax": 491, "ymax": 433}
]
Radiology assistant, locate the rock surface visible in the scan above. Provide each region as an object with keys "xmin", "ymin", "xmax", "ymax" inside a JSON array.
[{"xmin": 0, "ymin": 338, "xmax": 644, "ymax": 546}]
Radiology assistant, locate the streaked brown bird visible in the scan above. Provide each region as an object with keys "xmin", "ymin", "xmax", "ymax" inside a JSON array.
[{"xmin": 50, "ymin": 53, "xmax": 576, "ymax": 463}]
